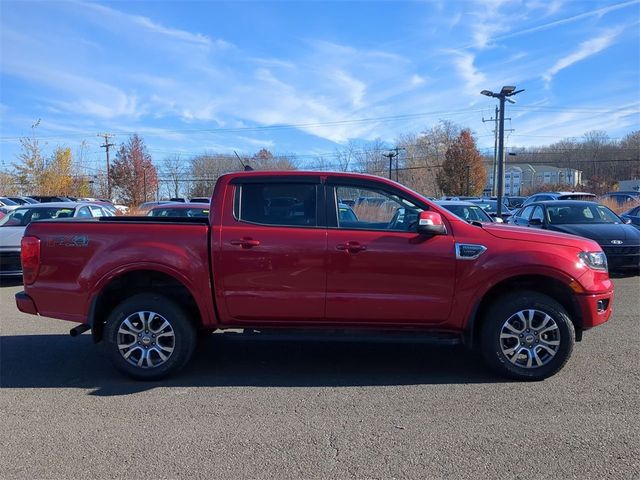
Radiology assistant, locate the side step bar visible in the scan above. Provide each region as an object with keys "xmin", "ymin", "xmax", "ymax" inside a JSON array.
[{"xmin": 220, "ymin": 328, "xmax": 461, "ymax": 346}]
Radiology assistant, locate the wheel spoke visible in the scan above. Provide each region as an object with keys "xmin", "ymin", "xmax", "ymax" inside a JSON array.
[
  {"xmin": 118, "ymin": 339, "xmax": 137, "ymax": 350},
  {"xmin": 526, "ymin": 310, "xmax": 535, "ymax": 329},
  {"xmin": 531, "ymin": 347, "xmax": 543, "ymax": 367},
  {"xmin": 153, "ymin": 347, "xmax": 168, "ymax": 362},
  {"xmin": 538, "ymin": 344, "xmax": 557, "ymax": 356},
  {"xmin": 539, "ymin": 338, "xmax": 560, "ymax": 347},
  {"xmin": 151, "ymin": 320, "xmax": 170, "ymax": 334},
  {"xmin": 122, "ymin": 318, "xmax": 142, "ymax": 334},
  {"xmin": 508, "ymin": 347, "xmax": 525, "ymax": 364},
  {"xmin": 123, "ymin": 346, "xmax": 142, "ymax": 359},
  {"xmin": 138, "ymin": 311, "xmax": 148, "ymax": 330},
  {"xmin": 500, "ymin": 333, "xmax": 519, "ymax": 340},
  {"xmin": 504, "ymin": 322, "xmax": 524, "ymax": 334},
  {"xmin": 539, "ymin": 324, "xmax": 558, "ymax": 335},
  {"xmin": 538, "ymin": 314, "xmax": 552, "ymax": 331}
]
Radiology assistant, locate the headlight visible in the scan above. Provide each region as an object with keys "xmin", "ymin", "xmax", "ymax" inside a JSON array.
[{"xmin": 578, "ymin": 251, "xmax": 608, "ymax": 271}]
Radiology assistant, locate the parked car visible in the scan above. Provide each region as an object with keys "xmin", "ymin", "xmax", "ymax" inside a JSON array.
[
  {"xmin": 599, "ymin": 192, "xmax": 640, "ymax": 207},
  {"xmin": 469, "ymin": 199, "xmax": 514, "ymax": 221},
  {"xmin": 620, "ymin": 205, "xmax": 640, "ymax": 228},
  {"xmin": 504, "ymin": 196, "xmax": 526, "ymax": 209},
  {"xmin": 436, "ymin": 200, "xmax": 502, "ymax": 223},
  {"xmin": 0, "ymin": 207, "xmax": 9, "ymax": 220},
  {"xmin": 16, "ymin": 171, "xmax": 614, "ymax": 381},
  {"xmin": 522, "ymin": 192, "xmax": 596, "ymax": 207},
  {"xmin": 147, "ymin": 203, "xmax": 210, "ymax": 218},
  {"xmin": 6, "ymin": 196, "xmax": 39, "ymax": 205},
  {"xmin": 137, "ymin": 201, "xmax": 173, "ymax": 215},
  {"xmin": 0, "ymin": 202, "xmax": 110, "ymax": 278},
  {"xmin": 28, "ymin": 195, "xmax": 73, "ymax": 203},
  {"xmin": 509, "ymin": 200, "xmax": 640, "ymax": 271},
  {"xmin": 189, "ymin": 197, "xmax": 211, "ymax": 204}
]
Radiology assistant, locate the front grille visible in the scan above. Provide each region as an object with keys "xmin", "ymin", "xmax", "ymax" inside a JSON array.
[
  {"xmin": 0, "ymin": 251, "xmax": 22, "ymax": 272},
  {"xmin": 601, "ymin": 245, "xmax": 640, "ymax": 256}
]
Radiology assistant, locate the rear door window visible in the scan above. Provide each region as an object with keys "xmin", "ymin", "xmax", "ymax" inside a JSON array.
[{"xmin": 236, "ymin": 183, "xmax": 317, "ymax": 227}]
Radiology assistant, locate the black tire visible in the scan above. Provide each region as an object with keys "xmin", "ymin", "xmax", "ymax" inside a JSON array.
[
  {"xmin": 480, "ymin": 290, "xmax": 575, "ymax": 381},
  {"xmin": 104, "ymin": 293, "xmax": 197, "ymax": 380}
]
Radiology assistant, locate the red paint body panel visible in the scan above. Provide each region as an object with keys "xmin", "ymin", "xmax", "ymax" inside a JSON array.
[
  {"xmin": 18, "ymin": 171, "xmax": 614, "ymax": 338},
  {"xmin": 325, "ymin": 228, "xmax": 456, "ymax": 324}
]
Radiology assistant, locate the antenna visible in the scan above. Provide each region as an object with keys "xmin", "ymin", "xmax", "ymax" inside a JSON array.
[{"xmin": 234, "ymin": 151, "xmax": 253, "ymax": 171}]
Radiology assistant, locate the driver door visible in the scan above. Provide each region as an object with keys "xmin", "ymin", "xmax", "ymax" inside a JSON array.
[{"xmin": 325, "ymin": 180, "xmax": 456, "ymax": 325}]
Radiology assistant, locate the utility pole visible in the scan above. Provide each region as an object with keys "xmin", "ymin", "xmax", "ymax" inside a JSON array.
[
  {"xmin": 99, "ymin": 133, "xmax": 114, "ymax": 200},
  {"xmin": 480, "ymin": 86, "xmax": 524, "ymax": 217},
  {"xmin": 383, "ymin": 151, "xmax": 398, "ymax": 180}
]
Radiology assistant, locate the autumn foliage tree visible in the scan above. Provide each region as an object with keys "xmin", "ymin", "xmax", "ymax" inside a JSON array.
[
  {"xmin": 110, "ymin": 134, "xmax": 158, "ymax": 205},
  {"xmin": 437, "ymin": 129, "xmax": 486, "ymax": 196}
]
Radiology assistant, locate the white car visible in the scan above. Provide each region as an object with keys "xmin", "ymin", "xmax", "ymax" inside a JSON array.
[{"xmin": 0, "ymin": 202, "xmax": 110, "ymax": 277}]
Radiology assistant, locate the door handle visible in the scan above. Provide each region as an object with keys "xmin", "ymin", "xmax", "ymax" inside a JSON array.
[
  {"xmin": 336, "ymin": 242, "xmax": 366, "ymax": 253},
  {"xmin": 230, "ymin": 238, "xmax": 261, "ymax": 249}
]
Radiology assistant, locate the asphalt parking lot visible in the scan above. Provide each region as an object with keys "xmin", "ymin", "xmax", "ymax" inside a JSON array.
[{"xmin": 1, "ymin": 276, "xmax": 638, "ymax": 479}]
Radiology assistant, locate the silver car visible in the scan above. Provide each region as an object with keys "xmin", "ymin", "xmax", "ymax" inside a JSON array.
[{"xmin": 0, "ymin": 202, "xmax": 109, "ymax": 277}]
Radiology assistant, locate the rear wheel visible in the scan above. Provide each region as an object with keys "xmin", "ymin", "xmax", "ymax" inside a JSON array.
[
  {"xmin": 480, "ymin": 291, "xmax": 575, "ymax": 381},
  {"xmin": 104, "ymin": 293, "xmax": 197, "ymax": 380}
]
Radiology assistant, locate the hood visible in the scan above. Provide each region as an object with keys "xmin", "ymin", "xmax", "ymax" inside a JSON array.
[
  {"xmin": 0, "ymin": 226, "xmax": 26, "ymax": 249},
  {"xmin": 482, "ymin": 223, "xmax": 598, "ymax": 250},
  {"xmin": 548, "ymin": 223, "xmax": 640, "ymax": 246}
]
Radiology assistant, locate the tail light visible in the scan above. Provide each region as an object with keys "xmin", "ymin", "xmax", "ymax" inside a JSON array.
[{"xmin": 21, "ymin": 236, "xmax": 41, "ymax": 285}]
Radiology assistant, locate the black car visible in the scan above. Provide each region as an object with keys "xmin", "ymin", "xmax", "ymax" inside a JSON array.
[
  {"xmin": 510, "ymin": 200, "xmax": 640, "ymax": 271},
  {"xmin": 621, "ymin": 205, "xmax": 640, "ymax": 228}
]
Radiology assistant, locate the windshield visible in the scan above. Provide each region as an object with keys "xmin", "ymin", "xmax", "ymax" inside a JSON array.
[
  {"xmin": 547, "ymin": 204, "xmax": 621, "ymax": 224},
  {"xmin": 0, "ymin": 197, "xmax": 19, "ymax": 206},
  {"xmin": 444, "ymin": 204, "xmax": 493, "ymax": 222},
  {"xmin": 0, "ymin": 207, "xmax": 76, "ymax": 226},
  {"xmin": 147, "ymin": 207, "xmax": 209, "ymax": 217}
]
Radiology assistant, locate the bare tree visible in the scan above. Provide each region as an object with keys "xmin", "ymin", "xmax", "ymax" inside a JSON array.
[{"xmin": 161, "ymin": 155, "xmax": 189, "ymax": 199}]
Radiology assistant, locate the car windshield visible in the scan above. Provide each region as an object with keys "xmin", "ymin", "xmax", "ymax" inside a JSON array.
[
  {"xmin": 0, "ymin": 207, "xmax": 76, "ymax": 226},
  {"xmin": 0, "ymin": 197, "xmax": 19, "ymax": 206},
  {"xmin": 547, "ymin": 204, "xmax": 621, "ymax": 224},
  {"xmin": 470, "ymin": 200, "xmax": 500, "ymax": 213},
  {"xmin": 444, "ymin": 204, "xmax": 493, "ymax": 222},
  {"xmin": 147, "ymin": 207, "xmax": 209, "ymax": 217}
]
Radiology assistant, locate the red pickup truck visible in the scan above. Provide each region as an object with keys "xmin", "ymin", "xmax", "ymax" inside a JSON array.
[{"xmin": 15, "ymin": 171, "xmax": 614, "ymax": 381}]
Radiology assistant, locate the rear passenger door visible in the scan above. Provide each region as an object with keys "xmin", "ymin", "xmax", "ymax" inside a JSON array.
[{"xmin": 217, "ymin": 177, "xmax": 327, "ymax": 323}]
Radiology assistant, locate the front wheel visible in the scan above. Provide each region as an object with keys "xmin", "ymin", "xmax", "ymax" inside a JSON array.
[
  {"xmin": 480, "ymin": 291, "xmax": 575, "ymax": 381},
  {"xmin": 104, "ymin": 293, "xmax": 197, "ymax": 380}
]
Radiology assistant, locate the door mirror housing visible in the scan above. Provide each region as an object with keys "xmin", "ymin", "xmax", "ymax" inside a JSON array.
[
  {"xmin": 417, "ymin": 211, "xmax": 447, "ymax": 236},
  {"xmin": 622, "ymin": 218, "xmax": 631, "ymax": 225},
  {"xmin": 529, "ymin": 218, "xmax": 543, "ymax": 226}
]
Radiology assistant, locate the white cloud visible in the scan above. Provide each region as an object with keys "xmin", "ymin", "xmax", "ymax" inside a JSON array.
[
  {"xmin": 543, "ymin": 30, "xmax": 620, "ymax": 84},
  {"xmin": 449, "ymin": 51, "xmax": 487, "ymax": 96},
  {"xmin": 75, "ymin": 1, "xmax": 231, "ymax": 48}
]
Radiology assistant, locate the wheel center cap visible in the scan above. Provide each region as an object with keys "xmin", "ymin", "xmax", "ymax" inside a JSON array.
[
  {"xmin": 141, "ymin": 335, "xmax": 152, "ymax": 345},
  {"xmin": 525, "ymin": 334, "xmax": 535, "ymax": 344}
]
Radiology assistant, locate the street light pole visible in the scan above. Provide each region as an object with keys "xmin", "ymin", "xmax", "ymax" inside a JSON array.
[
  {"xmin": 480, "ymin": 86, "xmax": 524, "ymax": 217},
  {"xmin": 497, "ymin": 94, "xmax": 506, "ymax": 213}
]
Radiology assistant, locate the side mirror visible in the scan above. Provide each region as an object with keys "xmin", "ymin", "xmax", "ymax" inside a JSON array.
[
  {"xmin": 529, "ymin": 218, "xmax": 543, "ymax": 226},
  {"xmin": 493, "ymin": 217, "xmax": 504, "ymax": 223},
  {"xmin": 417, "ymin": 211, "xmax": 447, "ymax": 236},
  {"xmin": 623, "ymin": 218, "xmax": 631, "ymax": 225}
]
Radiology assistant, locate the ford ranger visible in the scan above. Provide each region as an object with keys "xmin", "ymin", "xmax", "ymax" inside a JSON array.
[{"xmin": 15, "ymin": 171, "xmax": 614, "ymax": 380}]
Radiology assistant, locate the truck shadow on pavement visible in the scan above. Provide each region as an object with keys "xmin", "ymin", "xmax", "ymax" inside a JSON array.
[{"xmin": 0, "ymin": 333, "xmax": 505, "ymax": 396}]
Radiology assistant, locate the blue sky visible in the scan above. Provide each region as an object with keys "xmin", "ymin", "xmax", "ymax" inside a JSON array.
[{"xmin": 1, "ymin": 0, "xmax": 638, "ymax": 173}]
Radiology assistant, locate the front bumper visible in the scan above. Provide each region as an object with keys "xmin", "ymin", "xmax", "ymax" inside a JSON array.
[
  {"xmin": 15, "ymin": 291, "xmax": 38, "ymax": 315},
  {"xmin": 576, "ymin": 289, "xmax": 614, "ymax": 329}
]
